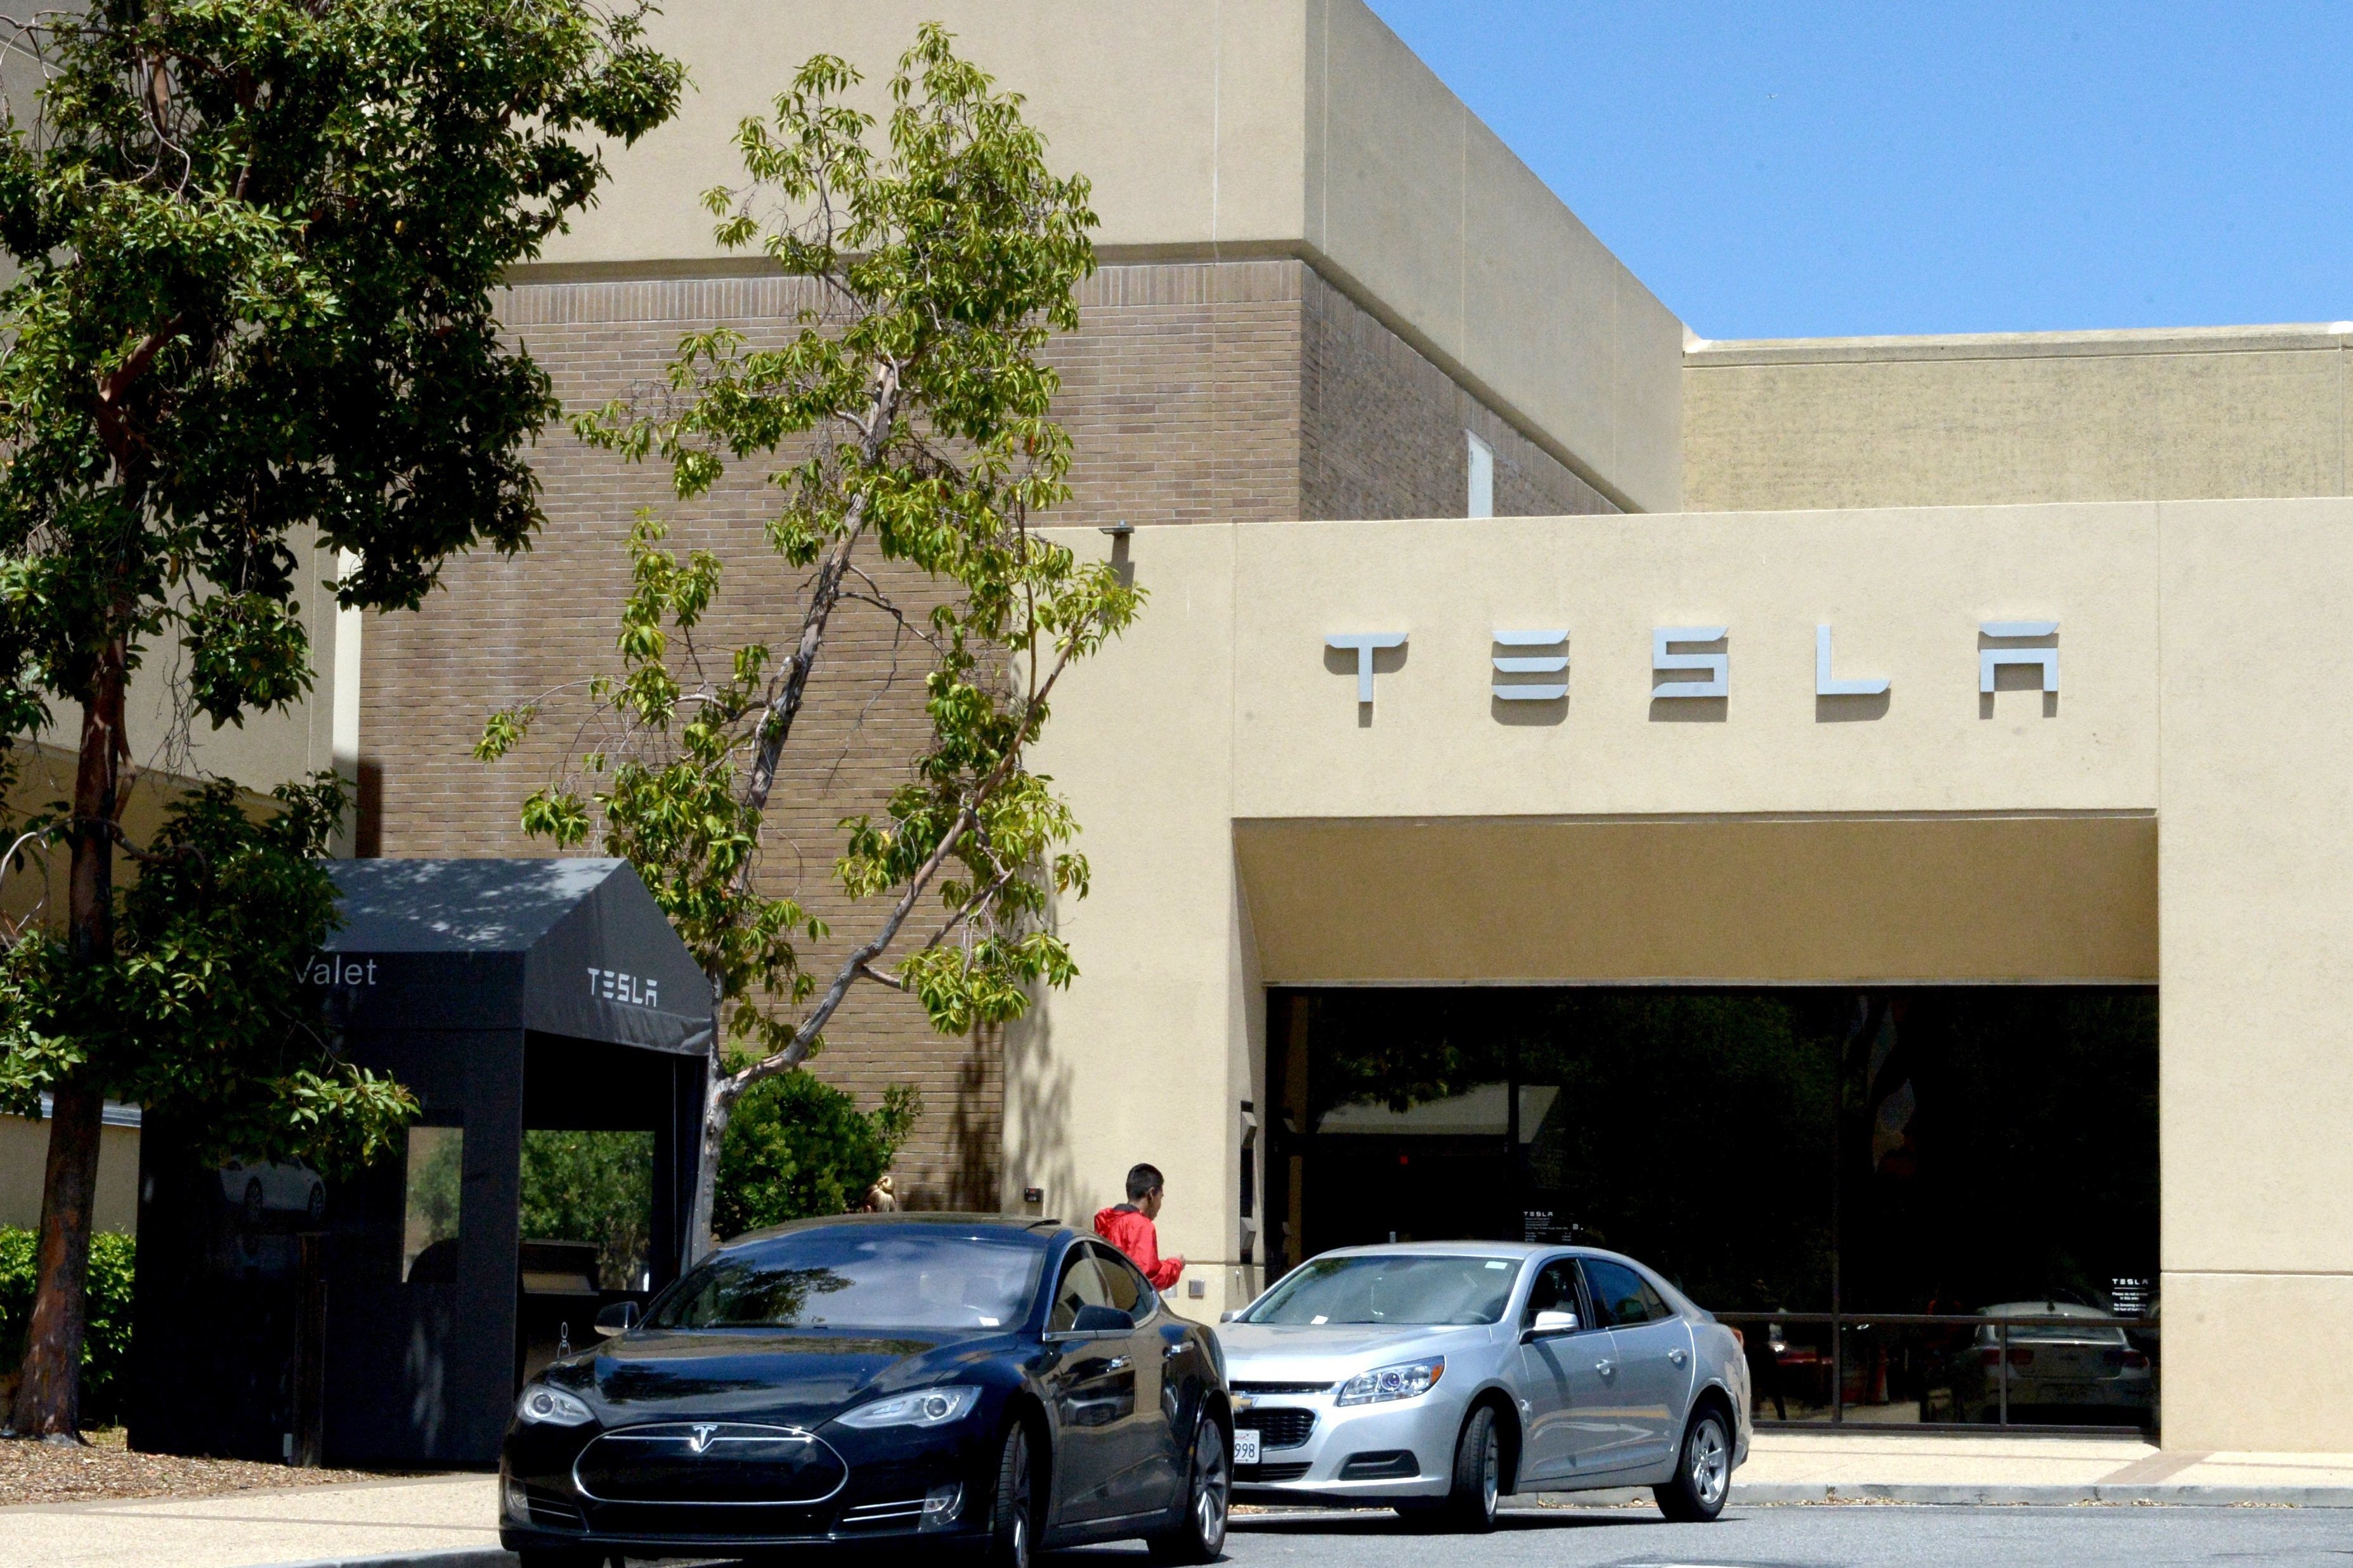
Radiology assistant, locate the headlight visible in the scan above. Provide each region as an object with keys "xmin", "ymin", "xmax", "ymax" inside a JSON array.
[
  {"xmin": 835, "ymin": 1385, "xmax": 982, "ymax": 1429},
  {"xmin": 515, "ymin": 1384, "xmax": 595, "ymax": 1427},
  {"xmin": 1335, "ymin": 1357, "xmax": 1445, "ymax": 1406}
]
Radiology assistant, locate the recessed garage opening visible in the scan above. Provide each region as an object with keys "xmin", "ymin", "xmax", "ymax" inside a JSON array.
[{"xmin": 1263, "ymin": 986, "xmax": 2158, "ymax": 1434}]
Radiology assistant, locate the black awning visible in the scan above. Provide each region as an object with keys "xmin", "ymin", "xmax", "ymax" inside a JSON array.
[{"xmin": 310, "ymin": 858, "xmax": 712, "ymax": 1054}]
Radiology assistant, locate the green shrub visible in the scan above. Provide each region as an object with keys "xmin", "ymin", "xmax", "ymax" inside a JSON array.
[
  {"xmin": 0, "ymin": 1226, "xmax": 135, "ymax": 1427},
  {"xmin": 715, "ymin": 1075, "xmax": 920, "ymax": 1239}
]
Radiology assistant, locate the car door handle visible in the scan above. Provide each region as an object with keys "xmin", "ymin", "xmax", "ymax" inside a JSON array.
[
  {"xmin": 1104, "ymin": 1356, "xmax": 1131, "ymax": 1373},
  {"xmin": 1669, "ymin": 1349, "xmax": 1690, "ymax": 1368},
  {"xmin": 1595, "ymin": 1359, "xmax": 1617, "ymax": 1377}
]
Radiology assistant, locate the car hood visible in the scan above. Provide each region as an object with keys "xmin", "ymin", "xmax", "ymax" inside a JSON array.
[
  {"xmin": 1216, "ymin": 1321, "xmax": 1493, "ymax": 1381},
  {"xmin": 545, "ymin": 1326, "xmax": 1007, "ymax": 1428}
]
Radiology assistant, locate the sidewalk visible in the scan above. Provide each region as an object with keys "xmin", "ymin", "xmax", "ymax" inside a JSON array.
[
  {"xmin": 12, "ymin": 1431, "xmax": 2353, "ymax": 1568},
  {"xmin": 0, "ymin": 1474, "xmax": 499, "ymax": 1568},
  {"xmin": 1707, "ymin": 1430, "xmax": 2353, "ymax": 1508}
]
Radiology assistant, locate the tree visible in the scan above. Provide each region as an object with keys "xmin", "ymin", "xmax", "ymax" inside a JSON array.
[
  {"xmin": 0, "ymin": 0, "xmax": 681, "ymax": 1438},
  {"xmin": 480, "ymin": 25, "xmax": 1137, "ymax": 1251},
  {"xmin": 716, "ymin": 1076, "xmax": 918, "ymax": 1238}
]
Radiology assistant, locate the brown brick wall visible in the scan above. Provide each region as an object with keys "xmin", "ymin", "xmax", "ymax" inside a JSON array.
[
  {"xmin": 1300, "ymin": 268, "xmax": 1615, "ymax": 521},
  {"xmin": 362, "ymin": 256, "xmax": 1610, "ymax": 1212}
]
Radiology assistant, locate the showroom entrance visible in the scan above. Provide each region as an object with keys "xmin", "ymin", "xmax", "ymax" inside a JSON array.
[{"xmin": 1263, "ymin": 985, "xmax": 2158, "ymax": 1432}]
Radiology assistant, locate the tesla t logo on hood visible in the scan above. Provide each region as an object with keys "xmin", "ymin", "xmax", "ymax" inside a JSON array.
[{"xmin": 688, "ymin": 1423, "xmax": 719, "ymax": 1454}]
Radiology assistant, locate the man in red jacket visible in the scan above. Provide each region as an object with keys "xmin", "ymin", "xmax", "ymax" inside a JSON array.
[{"xmin": 1094, "ymin": 1163, "xmax": 1185, "ymax": 1291}]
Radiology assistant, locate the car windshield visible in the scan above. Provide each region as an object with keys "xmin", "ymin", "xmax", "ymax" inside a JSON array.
[
  {"xmin": 647, "ymin": 1226, "xmax": 1047, "ymax": 1333},
  {"xmin": 1242, "ymin": 1254, "xmax": 1522, "ymax": 1326}
]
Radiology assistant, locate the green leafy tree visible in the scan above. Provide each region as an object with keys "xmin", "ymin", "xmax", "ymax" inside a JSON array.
[
  {"xmin": 521, "ymin": 1129, "xmax": 653, "ymax": 1288},
  {"xmin": 716, "ymin": 1077, "xmax": 919, "ymax": 1238},
  {"xmin": 0, "ymin": 0, "xmax": 681, "ymax": 1437},
  {"xmin": 481, "ymin": 25, "xmax": 1137, "ymax": 1251}
]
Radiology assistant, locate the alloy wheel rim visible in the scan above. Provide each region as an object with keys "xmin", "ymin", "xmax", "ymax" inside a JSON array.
[
  {"xmin": 1689, "ymin": 1419, "xmax": 1728, "ymax": 1508},
  {"xmin": 1196, "ymin": 1426, "xmax": 1230, "ymax": 1547}
]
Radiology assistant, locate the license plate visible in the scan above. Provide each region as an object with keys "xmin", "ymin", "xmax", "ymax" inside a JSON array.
[{"xmin": 1234, "ymin": 1428, "xmax": 1261, "ymax": 1465}]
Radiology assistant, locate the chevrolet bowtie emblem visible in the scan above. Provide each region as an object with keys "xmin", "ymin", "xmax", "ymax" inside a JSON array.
[{"xmin": 688, "ymin": 1423, "xmax": 720, "ymax": 1454}]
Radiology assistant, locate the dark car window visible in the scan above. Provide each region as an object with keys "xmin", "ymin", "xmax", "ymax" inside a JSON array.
[
  {"xmin": 1090, "ymin": 1243, "xmax": 1153, "ymax": 1317},
  {"xmin": 1048, "ymin": 1248, "xmax": 1116, "ymax": 1332},
  {"xmin": 1525, "ymin": 1259, "xmax": 1586, "ymax": 1327},
  {"xmin": 1242, "ymin": 1254, "xmax": 1521, "ymax": 1326},
  {"xmin": 647, "ymin": 1226, "xmax": 1046, "ymax": 1333},
  {"xmin": 1583, "ymin": 1258, "xmax": 1668, "ymax": 1327}
]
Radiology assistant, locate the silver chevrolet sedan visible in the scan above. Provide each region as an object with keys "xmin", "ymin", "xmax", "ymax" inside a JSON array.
[{"xmin": 1216, "ymin": 1242, "xmax": 1749, "ymax": 1529}]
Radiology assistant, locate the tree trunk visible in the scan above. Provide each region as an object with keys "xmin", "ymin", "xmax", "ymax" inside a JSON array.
[
  {"xmin": 9, "ymin": 645, "xmax": 125, "ymax": 1439},
  {"xmin": 683, "ymin": 1061, "xmax": 736, "ymax": 1266}
]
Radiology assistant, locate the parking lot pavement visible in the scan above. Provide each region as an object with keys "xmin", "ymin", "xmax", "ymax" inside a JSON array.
[{"xmin": 1045, "ymin": 1503, "xmax": 2353, "ymax": 1568}]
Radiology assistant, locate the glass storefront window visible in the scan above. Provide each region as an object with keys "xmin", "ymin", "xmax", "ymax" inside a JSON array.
[{"xmin": 1266, "ymin": 985, "xmax": 2158, "ymax": 1432}]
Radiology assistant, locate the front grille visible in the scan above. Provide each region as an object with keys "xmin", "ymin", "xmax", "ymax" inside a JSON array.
[
  {"xmin": 523, "ymin": 1487, "xmax": 585, "ymax": 1531},
  {"xmin": 1236, "ymin": 1407, "xmax": 1315, "ymax": 1449},
  {"xmin": 575, "ymin": 1422, "xmax": 847, "ymax": 1505},
  {"xmin": 1232, "ymin": 1380, "xmax": 1333, "ymax": 1395},
  {"xmin": 1339, "ymin": 1450, "xmax": 1420, "ymax": 1480},
  {"xmin": 581, "ymin": 1501, "xmax": 830, "ymax": 1541},
  {"xmin": 1236, "ymin": 1461, "xmax": 1312, "ymax": 1483}
]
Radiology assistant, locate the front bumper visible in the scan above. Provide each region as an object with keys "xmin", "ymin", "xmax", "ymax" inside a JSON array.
[
  {"xmin": 1232, "ymin": 1389, "xmax": 1466, "ymax": 1504},
  {"xmin": 501, "ymin": 1415, "xmax": 998, "ymax": 1553}
]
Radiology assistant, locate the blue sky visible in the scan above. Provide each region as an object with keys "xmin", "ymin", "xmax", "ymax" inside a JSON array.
[{"xmin": 1362, "ymin": 1, "xmax": 2353, "ymax": 340}]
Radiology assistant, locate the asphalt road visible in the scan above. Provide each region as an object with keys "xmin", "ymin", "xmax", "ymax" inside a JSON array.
[{"xmin": 1043, "ymin": 1502, "xmax": 2353, "ymax": 1567}]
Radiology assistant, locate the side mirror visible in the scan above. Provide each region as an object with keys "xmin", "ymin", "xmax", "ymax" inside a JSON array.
[
  {"xmin": 1071, "ymin": 1304, "xmax": 1135, "ymax": 1334},
  {"xmin": 594, "ymin": 1301, "xmax": 640, "ymax": 1337},
  {"xmin": 1219, "ymin": 1311, "xmax": 1239, "ymax": 1324},
  {"xmin": 1521, "ymin": 1308, "xmax": 1579, "ymax": 1342}
]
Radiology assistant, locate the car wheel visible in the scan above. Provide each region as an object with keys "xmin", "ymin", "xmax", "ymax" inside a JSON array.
[
  {"xmin": 1435, "ymin": 1403, "xmax": 1501, "ymax": 1532},
  {"xmin": 1655, "ymin": 1406, "xmax": 1732, "ymax": 1523},
  {"xmin": 243, "ymin": 1178, "xmax": 265, "ymax": 1226},
  {"xmin": 984, "ymin": 1418, "xmax": 1038, "ymax": 1568},
  {"xmin": 1146, "ymin": 1410, "xmax": 1230, "ymax": 1564}
]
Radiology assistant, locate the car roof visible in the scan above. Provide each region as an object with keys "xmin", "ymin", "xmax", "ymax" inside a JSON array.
[
  {"xmin": 1307, "ymin": 1240, "xmax": 1552, "ymax": 1260},
  {"xmin": 720, "ymin": 1211, "xmax": 1070, "ymax": 1249}
]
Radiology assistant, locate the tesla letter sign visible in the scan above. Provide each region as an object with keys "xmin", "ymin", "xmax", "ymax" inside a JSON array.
[{"xmin": 1320, "ymin": 621, "xmax": 2057, "ymax": 713}]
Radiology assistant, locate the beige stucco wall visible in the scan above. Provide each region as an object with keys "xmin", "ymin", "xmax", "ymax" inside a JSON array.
[
  {"xmin": 0, "ymin": 1115, "xmax": 140, "ymax": 1235},
  {"xmin": 29, "ymin": 528, "xmax": 358, "ymax": 815},
  {"xmin": 521, "ymin": 0, "xmax": 1683, "ymax": 513},
  {"xmin": 1685, "ymin": 325, "xmax": 2353, "ymax": 512},
  {"xmin": 1020, "ymin": 498, "xmax": 2353, "ymax": 1450}
]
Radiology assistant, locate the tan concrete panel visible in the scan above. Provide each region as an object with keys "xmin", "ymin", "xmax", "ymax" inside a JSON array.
[
  {"xmin": 2158, "ymin": 498, "xmax": 2353, "ymax": 1276},
  {"xmin": 1220, "ymin": 508, "xmax": 2160, "ymax": 820},
  {"xmin": 1310, "ymin": 0, "xmax": 1465, "ymax": 365},
  {"xmin": 1612, "ymin": 269, "xmax": 1688, "ymax": 512},
  {"xmin": 2160, "ymin": 1271, "xmax": 2353, "ymax": 1450},
  {"xmin": 538, "ymin": 2, "xmax": 1294, "ymax": 268},
  {"xmin": 1235, "ymin": 814, "xmax": 2157, "ymax": 984},
  {"xmin": 1011, "ymin": 524, "xmax": 1248, "ymax": 1312}
]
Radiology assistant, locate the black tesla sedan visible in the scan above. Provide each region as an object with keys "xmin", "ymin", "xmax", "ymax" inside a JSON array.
[{"xmin": 499, "ymin": 1212, "xmax": 1232, "ymax": 1567}]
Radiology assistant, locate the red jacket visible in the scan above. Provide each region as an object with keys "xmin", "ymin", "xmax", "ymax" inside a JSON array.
[{"xmin": 1093, "ymin": 1205, "xmax": 1184, "ymax": 1290}]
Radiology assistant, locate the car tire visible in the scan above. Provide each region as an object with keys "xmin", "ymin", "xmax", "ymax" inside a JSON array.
[
  {"xmin": 1655, "ymin": 1406, "xmax": 1732, "ymax": 1523},
  {"xmin": 1145, "ymin": 1410, "xmax": 1230, "ymax": 1564},
  {"xmin": 983, "ymin": 1418, "xmax": 1039, "ymax": 1568},
  {"xmin": 1433, "ymin": 1402, "xmax": 1501, "ymax": 1533}
]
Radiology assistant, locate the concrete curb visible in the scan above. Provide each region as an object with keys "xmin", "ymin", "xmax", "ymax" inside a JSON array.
[
  {"xmin": 255, "ymin": 1551, "xmax": 515, "ymax": 1568},
  {"xmin": 1730, "ymin": 1481, "xmax": 2353, "ymax": 1508}
]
